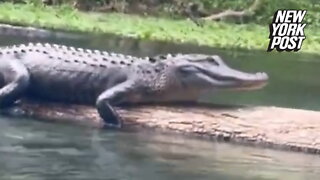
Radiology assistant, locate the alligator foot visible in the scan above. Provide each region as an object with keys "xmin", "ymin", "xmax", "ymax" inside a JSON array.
[
  {"xmin": 103, "ymin": 119, "xmax": 122, "ymax": 129},
  {"xmin": 96, "ymin": 81, "xmax": 136, "ymax": 129},
  {"xmin": 96, "ymin": 102, "xmax": 122, "ymax": 129}
]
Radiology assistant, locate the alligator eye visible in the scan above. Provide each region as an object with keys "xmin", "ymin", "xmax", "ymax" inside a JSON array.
[{"xmin": 207, "ymin": 57, "xmax": 219, "ymax": 66}]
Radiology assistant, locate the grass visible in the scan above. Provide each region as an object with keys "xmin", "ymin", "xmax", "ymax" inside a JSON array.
[{"xmin": 0, "ymin": 3, "xmax": 319, "ymax": 54}]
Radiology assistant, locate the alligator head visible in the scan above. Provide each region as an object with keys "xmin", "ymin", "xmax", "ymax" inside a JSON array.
[{"xmin": 156, "ymin": 54, "xmax": 269, "ymax": 91}]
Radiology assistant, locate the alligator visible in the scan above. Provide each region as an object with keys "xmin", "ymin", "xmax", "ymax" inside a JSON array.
[{"xmin": 0, "ymin": 43, "xmax": 268, "ymax": 128}]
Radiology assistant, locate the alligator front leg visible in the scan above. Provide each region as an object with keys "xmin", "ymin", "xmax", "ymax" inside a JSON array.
[
  {"xmin": 96, "ymin": 81, "xmax": 135, "ymax": 128},
  {"xmin": 0, "ymin": 59, "xmax": 30, "ymax": 108}
]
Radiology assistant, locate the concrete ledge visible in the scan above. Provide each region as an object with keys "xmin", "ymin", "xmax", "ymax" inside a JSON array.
[{"xmin": 3, "ymin": 100, "xmax": 320, "ymax": 154}]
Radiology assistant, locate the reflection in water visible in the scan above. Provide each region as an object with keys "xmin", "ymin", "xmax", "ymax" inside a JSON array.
[
  {"xmin": 0, "ymin": 118, "xmax": 320, "ymax": 180},
  {"xmin": 0, "ymin": 30, "xmax": 319, "ymax": 180}
]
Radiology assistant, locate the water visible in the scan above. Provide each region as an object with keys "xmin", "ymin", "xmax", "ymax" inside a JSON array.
[
  {"xmin": 0, "ymin": 30, "xmax": 319, "ymax": 180},
  {"xmin": 1, "ymin": 118, "xmax": 320, "ymax": 180}
]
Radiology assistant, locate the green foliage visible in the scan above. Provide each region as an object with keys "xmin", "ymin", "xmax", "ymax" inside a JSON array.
[
  {"xmin": 183, "ymin": 0, "xmax": 320, "ymax": 26},
  {"xmin": 252, "ymin": 0, "xmax": 320, "ymax": 26},
  {"xmin": 3, "ymin": 0, "xmax": 319, "ymax": 26},
  {"xmin": 0, "ymin": 3, "xmax": 319, "ymax": 54}
]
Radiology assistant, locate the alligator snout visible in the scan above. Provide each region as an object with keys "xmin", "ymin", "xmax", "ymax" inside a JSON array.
[
  {"xmin": 235, "ymin": 71, "xmax": 269, "ymax": 82},
  {"xmin": 254, "ymin": 72, "xmax": 269, "ymax": 81},
  {"xmin": 236, "ymin": 71, "xmax": 269, "ymax": 90}
]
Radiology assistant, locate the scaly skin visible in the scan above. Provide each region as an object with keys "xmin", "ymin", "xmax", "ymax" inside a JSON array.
[{"xmin": 0, "ymin": 43, "xmax": 269, "ymax": 128}]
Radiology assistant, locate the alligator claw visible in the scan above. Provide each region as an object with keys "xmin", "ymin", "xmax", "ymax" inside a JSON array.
[
  {"xmin": 104, "ymin": 121, "xmax": 122, "ymax": 129},
  {"xmin": 103, "ymin": 114, "xmax": 122, "ymax": 129},
  {"xmin": 96, "ymin": 102, "xmax": 123, "ymax": 129},
  {"xmin": 101, "ymin": 113, "xmax": 123, "ymax": 129}
]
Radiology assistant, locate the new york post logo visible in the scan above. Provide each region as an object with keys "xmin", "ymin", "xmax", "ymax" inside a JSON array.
[{"xmin": 267, "ymin": 10, "xmax": 307, "ymax": 52}]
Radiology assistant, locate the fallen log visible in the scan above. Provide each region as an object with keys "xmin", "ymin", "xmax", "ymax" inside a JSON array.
[
  {"xmin": 2, "ymin": 99, "xmax": 320, "ymax": 154},
  {"xmin": 202, "ymin": 0, "xmax": 261, "ymax": 21}
]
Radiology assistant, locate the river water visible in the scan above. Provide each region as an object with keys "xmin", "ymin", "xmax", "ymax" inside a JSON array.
[{"xmin": 0, "ymin": 30, "xmax": 319, "ymax": 180}]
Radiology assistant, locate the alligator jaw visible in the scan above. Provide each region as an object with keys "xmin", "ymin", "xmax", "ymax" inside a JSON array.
[
  {"xmin": 201, "ymin": 69, "xmax": 269, "ymax": 91},
  {"xmin": 229, "ymin": 72, "xmax": 269, "ymax": 91}
]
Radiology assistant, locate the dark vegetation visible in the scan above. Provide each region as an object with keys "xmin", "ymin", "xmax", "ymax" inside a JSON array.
[
  {"xmin": 2, "ymin": 0, "xmax": 320, "ymax": 26},
  {"xmin": 0, "ymin": 0, "xmax": 318, "ymax": 53}
]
